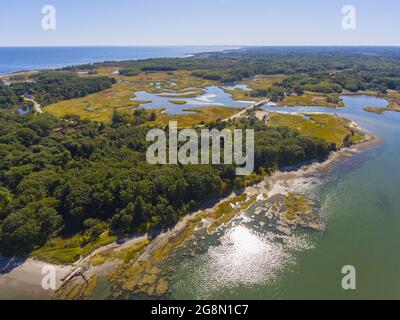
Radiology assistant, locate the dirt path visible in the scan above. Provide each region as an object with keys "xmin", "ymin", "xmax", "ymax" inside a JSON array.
[{"xmin": 23, "ymin": 96, "xmax": 43, "ymax": 114}]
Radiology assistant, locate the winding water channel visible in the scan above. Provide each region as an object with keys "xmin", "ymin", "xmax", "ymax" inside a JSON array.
[{"xmin": 167, "ymin": 95, "xmax": 400, "ymax": 299}]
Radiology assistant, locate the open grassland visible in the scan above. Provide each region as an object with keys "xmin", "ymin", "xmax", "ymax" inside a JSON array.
[
  {"xmin": 44, "ymin": 82, "xmax": 144, "ymax": 123},
  {"xmin": 245, "ymin": 74, "xmax": 284, "ymax": 89},
  {"xmin": 268, "ymin": 112, "xmax": 362, "ymax": 147},
  {"xmin": 223, "ymin": 74, "xmax": 284, "ymax": 101},
  {"xmin": 222, "ymin": 88, "xmax": 256, "ymax": 101},
  {"xmin": 88, "ymin": 67, "xmax": 216, "ymax": 91},
  {"xmin": 279, "ymin": 92, "xmax": 344, "ymax": 107},
  {"xmin": 45, "ymin": 68, "xmax": 217, "ymax": 123},
  {"xmin": 150, "ymin": 106, "xmax": 242, "ymax": 127},
  {"xmin": 31, "ymin": 229, "xmax": 117, "ymax": 265},
  {"xmin": 85, "ymin": 67, "xmax": 215, "ymax": 93},
  {"xmin": 363, "ymin": 90, "xmax": 400, "ymax": 114}
]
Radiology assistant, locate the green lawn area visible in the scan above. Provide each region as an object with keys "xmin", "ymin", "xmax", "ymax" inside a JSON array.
[{"xmin": 268, "ymin": 112, "xmax": 362, "ymax": 148}]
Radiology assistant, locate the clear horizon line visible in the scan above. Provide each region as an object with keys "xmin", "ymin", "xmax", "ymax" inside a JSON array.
[{"xmin": 1, "ymin": 44, "xmax": 400, "ymax": 48}]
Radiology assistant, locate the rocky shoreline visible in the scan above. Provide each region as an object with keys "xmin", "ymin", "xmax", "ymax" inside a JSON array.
[{"xmin": 0, "ymin": 127, "xmax": 381, "ymax": 299}]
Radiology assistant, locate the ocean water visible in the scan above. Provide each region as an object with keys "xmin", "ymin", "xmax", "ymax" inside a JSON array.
[
  {"xmin": 1, "ymin": 45, "xmax": 400, "ymax": 299},
  {"xmin": 0, "ymin": 46, "xmax": 236, "ymax": 75},
  {"xmin": 170, "ymin": 96, "xmax": 400, "ymax": 299}
]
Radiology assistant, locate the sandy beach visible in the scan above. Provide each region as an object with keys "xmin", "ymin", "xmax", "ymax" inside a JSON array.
[
  {"xmin": 0, "ymin": 258, "xmax": 72, "ymax": 299},
  {"xmin": 0, "ymin": 128, "xmax": 381, "ymax": 299}
]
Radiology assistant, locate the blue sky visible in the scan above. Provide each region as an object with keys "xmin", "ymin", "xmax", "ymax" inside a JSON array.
[{"xmin": 0, "ymin": 0, "xmax": 398, "ymax": 46}]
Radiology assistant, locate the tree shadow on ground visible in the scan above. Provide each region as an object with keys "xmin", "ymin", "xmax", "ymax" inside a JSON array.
[{"xmin": 0, "ymin": 257, "xmax": 27, "ymax": 274}]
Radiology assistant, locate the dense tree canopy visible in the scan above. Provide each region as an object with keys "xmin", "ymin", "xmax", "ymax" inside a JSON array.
[
  {"xmin": 4, "ymin": 47, "xmax": 394, "ymax": 255},
  {"xmin": 0, "ymin": 72, "xmax": 115, "ymax": 109},
  {"xmin": 0, "ymin": 111, "xmax": 332, "ymax": 255},
  {"xmin": 89, "ymin": 47, "xmax": 400, "ymax": 98}
]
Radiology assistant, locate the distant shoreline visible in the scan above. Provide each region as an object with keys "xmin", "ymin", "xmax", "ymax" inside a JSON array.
[{"xmin": 0, "ymin": 46, "xmax": 239, "ymax": 76}]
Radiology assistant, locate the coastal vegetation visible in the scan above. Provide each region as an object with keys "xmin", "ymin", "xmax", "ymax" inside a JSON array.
[
  {"xmin": 0, "ymin": 110, "xmax": 338, "ymax": 258},
  {"xmin": 267, "ymin": 112, "xmax": 362, "ymax": 147},
  {"xmin": 1, "ymin": 48, "xmax": 393, "ymax": 301},
  {"xmin": 0, "ymin": 47, "xmax": 387, "ymax": 263},
  {"xmin": 56, "ymin": 275, "xmax": 98, "ymax": 300},
  {"xmin": 44, "ymin": 82, "xmax": 144, "ymax": 123},
  {"xmin": 168, "ymin": 100, "xmax": 187, "ymax": 105},
  {"xmin": 363, "ymin": 91, "xmax": 400, "ymax": 114},
  {"xmin": 364, "ymin": 106, "xmax": 400, "ymax": 114},
  {"xmin": 43, "ymin": 70, "xmax": 214, "ymax": 122},
  {"xmin": 149, "ymin": 106, "xmax": 241, "ymax": 127},
  {"xmin": 102, "ymin": 192, "xmax": 256, "ymax": 299},
  {"xmin": 31, "ymin": 225, "xmax": 117, "ymax": 264},
  {"xmin": 83, "ymin": 46, "xmax": 400, "ymax": 106},
  {"xmin": 2, "ymin": 47, "xmax": 400, "ymax": 124},
  {"xmin": 283, "ymin": 192, "xmax": 313, "ymax": 221},
  {"xmin": 0, "ymin": 72, "xmax": 115, "ymax": 109}
]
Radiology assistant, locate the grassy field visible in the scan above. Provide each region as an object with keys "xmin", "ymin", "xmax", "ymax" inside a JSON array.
[
  {"xmin": 87, "ymin": 67, "xmax": 215, "ymax": 92},
  {"xmin": 149, "ymin": 106, "xmax": 242, "ymax": 127},
  {"xmin": 245, "ymin": 74, "xmax": 284, "ymax": 89},
  {"xmin": 279, "ymin": 92, "xmax": 344, "ymax": 107},
  {"xmin": 364, "ymin": 106, "xmax": 400, "ymax": 114},
  {"xmin": 363, "ymin": 90, "xmax": 400, "ymax": 114},
  {"xmin": 31, "ymin": 229, "xmax": 117, "ymax": 265},
  {"xmin": 221, "ymin": 76, "xmax": 345, "ymax": 109},
  {"xmin": 44, "ymin": 82, "xmax": 144, "ymax": 123},
  {"xmin": 15, "ymin": 67, "xmax": 400, "ymax": 123},
  {"xmin": 223, "ymin": 74, "xmax": 284, "ymax": 101},
  {"xmin": 42, "ymin": 69, "xmax": 348, "ymax": 124},
  {"xmin": 45, "ymin": 68, "xmax": 218, "ymax": 123},
  {"xmin": 268, "ymin": 112, "xmax": 362, "ymax": 147}
]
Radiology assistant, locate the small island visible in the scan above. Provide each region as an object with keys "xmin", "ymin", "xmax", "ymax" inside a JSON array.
[{"xmin": 168, "ymin": 100, "xmax": 187, "ymax": 105}]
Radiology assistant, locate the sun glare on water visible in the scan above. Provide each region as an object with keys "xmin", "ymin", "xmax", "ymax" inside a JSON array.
[
  {"xmin": 172, "ymin": 221, "xmax": 316, "ymax": 299},
  {"xmin": 209, "ymin": 225, "xmax": 288, "ymax": 285}
]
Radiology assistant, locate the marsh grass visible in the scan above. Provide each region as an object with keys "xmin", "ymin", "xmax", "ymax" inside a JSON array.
[
  {"xmin": 268, "ymin": 112, "xmax": 362, "ymax": 147},
  {"xmin": 168, "ymin": 100, "xmax": 187, "ymax": 105},
  {"xmin": 150, "ymin": 106, "xmax": 241, "ymax": 127},
  {"xmin": 31, "ymin": 229, "xmax": 117, "ymax": 265}
]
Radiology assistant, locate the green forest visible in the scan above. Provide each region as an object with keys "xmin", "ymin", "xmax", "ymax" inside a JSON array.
[
  {"xmin": 0, "ymin": 111, "xmax": 332, "ymax": 256},
  {"xmin": 1, "ymin": 47, "xmax": 399, "ymax": 257},
  {"xmin": 91, "ymin": 46, "xmax": 400, "ymax": 99},
  {"xmin": 0, "ymin": 72, "xmax": 115, "ymax": 109}
]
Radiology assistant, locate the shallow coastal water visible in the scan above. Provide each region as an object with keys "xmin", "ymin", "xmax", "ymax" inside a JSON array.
[
  {"xmin": 222, "ymin": 84, "xmax": 252, "ymax": 91},
  {"xmin": 168, "ymin": 95, "xmax": 400, "ymax": 299},
  {"xmin": 132, "ymin": 86, "xmax": 252, "ymax": 114},
  {"xmin": 2, "ymin": 88, "xmax": 400, "ymax": 299}
]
